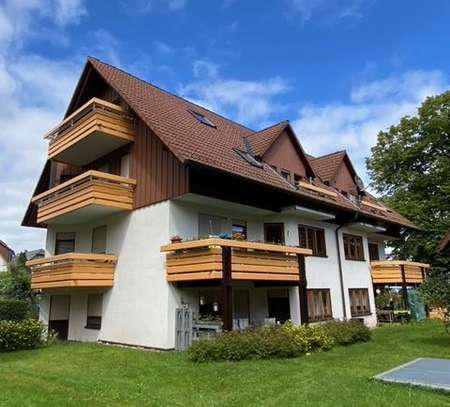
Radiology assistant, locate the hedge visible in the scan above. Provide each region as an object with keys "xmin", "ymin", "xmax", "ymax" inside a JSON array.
[
  {"xmin": 322, "ymin": 320, "xmax": 371, "ymax": 345},
  {"xmin": 0, "ymin": 319, "xmax": 49, "ymax": 352},
  {"xmin": 188, "ymin": 320, "xmax": 371, "ymax": 362},
  {"xmin": 0, "ymin": 299, "xmax": 32, "ymax": 322}
]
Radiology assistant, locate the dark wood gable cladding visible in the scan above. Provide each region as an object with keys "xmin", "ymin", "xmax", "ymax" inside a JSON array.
[
  {"xmin": 132, "ymin": 119, "xmax": 188, "ymax": 208},
  {"xmin": 333, "ymin": 155, "xmax": 358, "ymax": 195},
  {"xmin": 23, "ymin": 64, "xmax": 188, "ymax": 228},
  {"xmin": 61, "ymin": 65, "xmax": 189, "ymax": 208},
  {"xmin": 262, "ymin": 127, "xmax": 315, "ymax": 181}
]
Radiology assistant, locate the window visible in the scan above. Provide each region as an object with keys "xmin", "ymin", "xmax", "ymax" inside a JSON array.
[
  {"xmin": 280, "ymin": 169, "xmax": 290, "ymax": 181},
  {"xmin": 232, "ymin": 220, "xmax": 247, "ymax": 239},
  {"xmin": 92, "ymin": 226, "xmax": 107, "ymax": 254},
  {"xmin": 349, "ymin": 289, "xmax": 371, "ymax": 317},
  {"xmin": 97, "ymin": 163, "xmax": 110, "ymax": 173},
  {"xmin": 190, "ymin": 111, "xmax": 216, "ymax": 128},
  {"xmin": 86, "ymin": 294, "xmax": 103, "ymax": 330},
  {"xmin": 298, "ymin": 225, "xmax": 326, "ymax": 257},
  {"xmin": 120, "ymin": 153, "xmax": 130, "ymax": 177},
  {"xmin": 307, "ymin": 289, "xmax": 332, "ymax": 321},
  {"xmin": 343, "ymin": 234, "xmax": 365, "ymax": 261},
  {"xmin": 55, "ymin": 232, "xmax": 75, "ymax": 255},
  {"xmin": 264, "ymin": 223, "xmax": 285, "ymax": 244},
  {"xmin": 199, "ymin": 214, "xmax": 227, "ymax": 238},
  {"xmin": 368, "ymin": 242, "xmax": 380, "ymax": 261}
]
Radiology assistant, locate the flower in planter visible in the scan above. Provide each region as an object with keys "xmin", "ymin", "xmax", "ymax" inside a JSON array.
[{"xmin": 232, "ymin": 232, "xmax": 246, "ymax": 241}]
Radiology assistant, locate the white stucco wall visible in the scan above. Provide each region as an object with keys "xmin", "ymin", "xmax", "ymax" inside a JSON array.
[
  {"xmin": 167, "ymin": 199, "xmax": 380, "ymax": 328},
  {"xmin": 45, "ymin": 201, "xmax": 173, "ymax": 349},
  {"xmin": 40, "ymin": 196, "xmax": 383, "ymax": 348}
]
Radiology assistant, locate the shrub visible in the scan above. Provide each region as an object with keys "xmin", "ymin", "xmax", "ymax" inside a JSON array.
[
  {"xmin": 322, "ymin": 320, "xmax": 371, "ymax": 345},
  {"xmin": 188, "ymin": 323, "xmax": 334, "ymax": 362},
  {"xmin": 0, "ymin": 319, "xmax": 49, "ymax": 352},
  {"xmin": 0, "ymin": 299, "xmax": 32, "ymax": 321}
]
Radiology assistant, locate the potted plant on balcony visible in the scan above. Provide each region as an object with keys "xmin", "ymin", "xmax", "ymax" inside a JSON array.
[
  {"xmin": 232, "ymin": 232, "xmax": 246, "ymax": 241},
  {"xmin": 170, "ymin": 235, "xmax": 183, "ymax": 244}
]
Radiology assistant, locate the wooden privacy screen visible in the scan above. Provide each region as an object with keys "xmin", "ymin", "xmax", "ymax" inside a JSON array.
[
  {"xmin": 162, "ymin": 238, "xmax": 311, "ymax": 283},
  {"xmin": 31, "ymin": 170, "xmax": 136, "ymax": 224},
  {"xmin": 371, "ymin": 261, "xmax": 430, "ymax": 284},
  {"xmin": 27, "ymin": 253, "xmax": 117, "ymax": 289}
]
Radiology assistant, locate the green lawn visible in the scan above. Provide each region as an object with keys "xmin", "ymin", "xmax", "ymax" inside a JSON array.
[{"xmin": 0, "ymin": 321, "xmax": 449, "ymax": 406}]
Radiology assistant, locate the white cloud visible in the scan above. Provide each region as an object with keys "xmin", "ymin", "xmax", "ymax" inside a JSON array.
[
  {"xmin": 292, "ymin": 70, "xmax": 449, "ymax": 185},
  {"xmin": 288, "ymin": 0, "xmax": 365, "ymax": 24},
  {"xmin": 0, "ymin": 0, "xmax": 86, "ymax": 252},
  {"xmin": 153, "ymin": 40, "xmax": 174, "ymax": 55},
  {"xmin": 0, "ymin": 0, "xmax": 86, "ymax": 49},
  {"xmin": 121, "ymin": 0, "xmax": 187, "ymax": 14},
  {"xmin": 180, "ymin": 60, "xmax": 290, "ymax": 126}
]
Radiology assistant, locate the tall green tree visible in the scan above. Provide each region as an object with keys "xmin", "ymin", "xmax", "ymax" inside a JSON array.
[
  {"xmin": 366, "ymin": 91, "xmax": 450, "ymax": 271},
  {"xmin": 0, "ymin": 252, "xmax": 34, "ymax": 302}
]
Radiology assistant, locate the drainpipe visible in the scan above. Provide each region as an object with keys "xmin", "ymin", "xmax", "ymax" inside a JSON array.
[{"xmin": 335, "ymin": 213, "xmax": 358, "ymax": 320}]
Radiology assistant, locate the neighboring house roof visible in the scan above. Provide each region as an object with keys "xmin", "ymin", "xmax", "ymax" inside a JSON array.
[
  {"xmin": 23, "ymin": 249, "xmax": 45, "ymax": 261},
  {"xmin": 30, "ymin": 57, "xmax": 417, "ymax": 230},
  {"xmin": 0, "ymin": 240, "xmax": 15, "ymax": 262},
  {"xmin": 438, "ymin": 229, "xmax": 450, "ymax": 254}
]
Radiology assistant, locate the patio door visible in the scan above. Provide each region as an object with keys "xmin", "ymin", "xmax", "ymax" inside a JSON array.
[
  {"xmin": 267, "ymin": 289, "xmax": 290, "ymax": 324},
  {"xmin": 233, "ymin": 290, "xmax": 250, "ymax": 329},
  {"xmin": 49, "ymin": 295, "xmax": 70, "ymax": 340}
]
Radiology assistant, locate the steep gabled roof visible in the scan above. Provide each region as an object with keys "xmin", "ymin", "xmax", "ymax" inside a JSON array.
[
  {"xmin": 0, "ymin": 240, "xmax": 14, "ymax": 258},
  {"xmin": 26, "ymin": 57, "xmax": 417, "ymax": 231},
  {"xmin": 309, "ymin": 150, "xmax": 347, "ymax": 183},
  {"xmin": 246, "ymin": 121, "xmax": 289, "ymax": 156},
  {"xmin": 246, "ymin": 121, "xmax": 315, "ymax": 177},
  {"xmin": 71, "ymin": 58, "xmax": 297, "ymax": 193}
]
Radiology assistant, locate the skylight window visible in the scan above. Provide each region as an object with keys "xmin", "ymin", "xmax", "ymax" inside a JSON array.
[{"xmin": 190, "ymin": 111, "xmax": 216, "ymax": 128}]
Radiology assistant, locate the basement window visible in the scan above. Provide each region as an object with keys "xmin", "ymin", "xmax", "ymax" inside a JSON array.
[{"xmin": 190, "ymin": 111, "xmax": 216, "ymax": 128}]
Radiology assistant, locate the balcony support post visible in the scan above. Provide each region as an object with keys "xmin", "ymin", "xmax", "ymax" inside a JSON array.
[
  {"xmin": 221, "ymin": 246, "xmax": 233, "ymax": 332},
  {"xmin": 297, "ymin": 254, "xmax": 309, "ymax": 324},
  {"xmin": 400, "ymin": 264, "xmax": 409, "ymax": 310}
]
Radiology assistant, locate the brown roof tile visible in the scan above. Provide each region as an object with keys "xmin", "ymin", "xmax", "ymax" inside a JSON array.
[
  {"xmin": 85, "ymin": 58, "xmax": 417, "ymax": 229},
  {"xmin": 246, "ymin": 121, "xmax": 289, "ymax": 156},
  {"xmin": 309, "ymin": 150, "xmax": 346, "ymax": 182}
]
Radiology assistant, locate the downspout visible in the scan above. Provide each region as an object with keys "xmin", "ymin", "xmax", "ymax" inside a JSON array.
[{"xmin": 335, "ymin": 213, "xmax": 358, "ymax": 320}]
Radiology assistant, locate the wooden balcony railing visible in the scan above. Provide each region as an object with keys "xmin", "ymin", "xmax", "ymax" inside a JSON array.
[
  {"xmin": 371, "ymin": 260, "xmax": 430, "ymax": 285},
  {"xmin": 45, "ymin": 97, "xmax": 135, "ymax": 166},
  {"xmin": 160, "ymin": 239, "xmax": 312, "ymax": 283},
  {"xmin": 27, "ymin": 253, "xmax": 117, "ymax": 289},
  {"xmin": 31, "ymin": 170, "xmax": 136, "ymax": 224}
]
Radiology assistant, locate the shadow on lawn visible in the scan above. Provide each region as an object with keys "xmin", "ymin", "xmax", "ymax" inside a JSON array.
[{"xmin": 409, "ymin": 334, "xmax": 450, "ymax": 348}]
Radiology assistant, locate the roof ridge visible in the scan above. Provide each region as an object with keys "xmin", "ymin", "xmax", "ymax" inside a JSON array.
[
  {"xmin": 252, "ymin": 120, "xmax": 289, "ymax": 135},
  {"xmin": 87, "ymin": 56, "xmax": 256, "ymax": 134},
  {"xmin": 313, "ymin": 149, "xmax": 347, "ymax": 160}
]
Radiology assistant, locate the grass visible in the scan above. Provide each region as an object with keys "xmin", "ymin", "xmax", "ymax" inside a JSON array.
[{"xmin": 0, "ymin": 321, "xmax": 449, "ymax": 406}]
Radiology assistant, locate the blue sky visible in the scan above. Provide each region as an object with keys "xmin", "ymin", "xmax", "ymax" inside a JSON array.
[{"xmin": 0, "ymin": 0, "xmax": 449, "ymax": 251}]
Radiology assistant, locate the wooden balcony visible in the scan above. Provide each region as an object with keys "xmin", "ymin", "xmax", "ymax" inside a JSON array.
[
  {"xmin": 45, "ymin": 97, "xmax": 135, "ymax": 166},
  {"xmin": 27, "ymin": 253, "xmax": 117, "ymax": 290},
  {"xmin": 160, "ymin": 239, "xmax": 312, "ymax": 283},
  {"xmin": 371, "ymin": 260, "xmax": 430, "ymax": 285},
  {"xmin": 31, "ymin": 170, "xmax": 136, "ymax": 224}
]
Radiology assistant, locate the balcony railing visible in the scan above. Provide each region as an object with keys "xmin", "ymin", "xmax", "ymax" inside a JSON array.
[
  {"xmin": 31, "ymin": 170, "xmax": 136, "ymax": 224},
  {"xmin": 160, "ymin": 238, "xmax": 312, "ymax": 283},
  {"xmin": 27, "ymin": 253, "xmax": 117, "ymax": 289},
  {"xmin": 371, "ymin": 260, "xmax": 430, "ymax": 285},
  {"xmin": 45, "ymin": 97, "xmax": 135, "ymax": 166}
]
